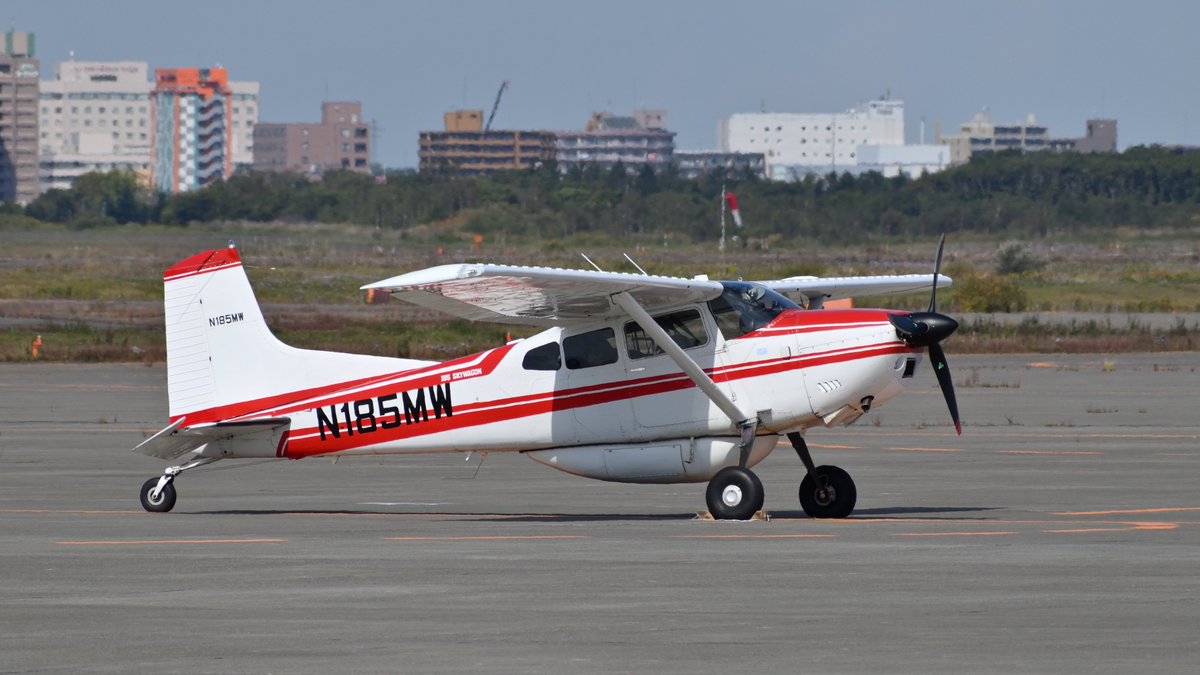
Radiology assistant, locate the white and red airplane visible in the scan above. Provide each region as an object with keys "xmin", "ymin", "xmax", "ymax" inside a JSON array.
[{"xmin": 134, "ymin": 240, "xmax": 961, "ymax": 519}]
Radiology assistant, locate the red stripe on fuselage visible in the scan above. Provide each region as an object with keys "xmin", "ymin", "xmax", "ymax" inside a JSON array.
[{"xmin": 281, "ymin": 340, "xmax": 914, "ymax": 458}]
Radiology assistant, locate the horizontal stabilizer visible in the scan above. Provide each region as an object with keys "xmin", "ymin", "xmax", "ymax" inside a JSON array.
[{"xmin": 133, "ymin": 418, "xmax": 291, "ymax": 460}]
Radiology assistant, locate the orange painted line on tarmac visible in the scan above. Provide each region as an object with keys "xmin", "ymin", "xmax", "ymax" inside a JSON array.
[
  {"xmin": 885, "ymin": 447, "xmax": 964, "ymax": 453},
  {"xmin": 673, "ymin": 534, "xmax": 836, "ymax": 540},
  {"xmin": 57, "ymin": 539, "xmax": 287, "ymax": 546},
  {"xmin": 1, "ymin": 509, "xmax": 144, "ymax": 516},
  {"xmin": 1075, "ymin": 434, "xmax": 1199, "ymax": 440},
  {"xmin": 1053, "ymin": 507, "xmax": 1200, "ymax": 517},
  {"xmin": 384, "ymin": 536, "xmax": 587, "ymax": 542},
  {"xmin": 892, "ymin": 531, "xmax": 1017, "ymax": 538},
  {"xmin": 997, "ymin": 450, "xmax": 1102, "ymax": 456},
  {"xmin": 780, "ymin": 439, "xmax": 860, "ymax": 450},
  {"xmin": 1044, "ymin": 522, "xmax": 1178, "ymax": 534},
  {"xmin": 285, "ymin": 512, "xmax": 557, "ymax": 520}
]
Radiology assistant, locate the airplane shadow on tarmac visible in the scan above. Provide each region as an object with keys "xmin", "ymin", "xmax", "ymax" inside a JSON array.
[{"xmin": 190, "ymin": 505, "xmax": 1000, "ymax": 522}]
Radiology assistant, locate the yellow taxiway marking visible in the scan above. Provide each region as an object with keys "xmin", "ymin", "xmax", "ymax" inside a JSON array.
[
  {"xmin": 384, "ymin": 536, "xmax": 587, "ymax": 542},
  {"xmin": 893, "ymin": 531, "xmax": 1017, "ymax": 538},
  {"xmin": 57, "ymin": 539, "xmax": 287, "ymax": 546},
  {"xmin": 885, "ymin": 446, "xmax": 964, "ymax": 453},
  {"xmin": 1053, "ymin": 507, "xmax": 1200, "ymax": 517}
]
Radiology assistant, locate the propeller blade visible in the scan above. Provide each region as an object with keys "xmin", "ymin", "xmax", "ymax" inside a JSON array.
[
  {"xmin": 928, "ymin": 342, "xmax": 961, "ymax": 435},
  {"xmin": 928, "ymin": 233, "xmax": 946, "ymax": 313}
]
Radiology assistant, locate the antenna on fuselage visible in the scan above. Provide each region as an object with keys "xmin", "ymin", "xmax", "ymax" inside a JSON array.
[
  {"xmin": 580, "ymin": 253, "xmax": 604, "ymax": 272},
  {"xmin": 623, "ymin": 253, "xmax": 648, "ymax": 275}
]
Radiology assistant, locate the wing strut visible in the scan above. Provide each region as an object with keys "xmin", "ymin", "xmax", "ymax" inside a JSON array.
[{"xmin": 612, "ymin": 292, "xmax": 759, "ymax": 464}]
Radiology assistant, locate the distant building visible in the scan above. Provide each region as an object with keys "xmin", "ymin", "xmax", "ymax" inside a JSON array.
[
  {"xmin": 418, "ymin": 109, "xmax": 555, "ymax": 176},
  {"xmin": 0, "ymin": 31, "xmax": 40, "ymax": 203},
  {"xmin": 150, "ymin": 68, "xmax": 232, "ymax": 193},
  {"xmin": 719, "ymin": 98, "xmax": 905, "ymax": 180},
  {"xmin": 1067, "ymin": 119, "xmax": 1117, "ymax": 154},
  {"xmin": 555, "ymin": 109, "xmax": 675, "ymax": 172},
  {"xmin": 938, "ymin": 113, "xmax": 1117, "ymax": 164},
  {"xmin": 38, "ymin": 61, "xmax": 153, "ymax": 192},
  {"xmin": 254, "ymin": 101, "xmax": 371, "ymax": 176},
  {"xmin": 853, "ymin": 145, "xmax": 949, "ymax": 178},
  {"xmin": 38, "ymin": 60, "xmax": 258, "ymax": 192},
  {"xmin": 674, "ymin": 151, "xmax": 766, "ymax": 179},
  {"xmin": 228, "ymin": 81, "xmax": 259, "ymax": 171}
]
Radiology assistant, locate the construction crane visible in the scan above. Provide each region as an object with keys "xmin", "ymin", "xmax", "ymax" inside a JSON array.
[{"xmin": 484, "ymin": 80, "xmax": 509, "ymax": 133}]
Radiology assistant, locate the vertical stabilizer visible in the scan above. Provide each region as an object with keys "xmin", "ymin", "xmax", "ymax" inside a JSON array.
[{"xmin": 162, "ymin": 248, "xmax": 432, "ymax": 421}]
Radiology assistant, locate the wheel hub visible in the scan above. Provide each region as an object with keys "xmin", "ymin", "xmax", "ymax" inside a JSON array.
[
  {"xmin": 721, "ymin": 485, "xmax": 744, "ymax": 507},
  {"xmin": 814, "ymin": 485, "xmax": 837, "ymax": 506}
]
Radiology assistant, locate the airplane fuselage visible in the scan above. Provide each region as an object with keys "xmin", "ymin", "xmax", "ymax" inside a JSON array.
[{"xmin": 181, "ymin": 306, "xmax": 921, "ymax": 482}]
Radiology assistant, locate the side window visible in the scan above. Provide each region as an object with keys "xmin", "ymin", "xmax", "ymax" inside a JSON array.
[
  {"xmin": 563, "ymin": 327, "xmax": 618, "ymax": 370},
  {"xmin": 521, "ymin": 342, "xmax": 561, "ymax": 371},
  {"xmin": 624, "ymin": 309, "xmax": 709, "ymax": 359}
]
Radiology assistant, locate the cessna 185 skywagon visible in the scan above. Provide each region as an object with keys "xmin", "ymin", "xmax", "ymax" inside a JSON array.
[{"xmin": 135, "ymin": 240, "xmax": 961, "ymax": 519}]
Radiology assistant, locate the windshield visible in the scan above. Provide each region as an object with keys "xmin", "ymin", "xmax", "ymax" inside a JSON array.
[{"xmin": 707, "ymin": 282, "xmax": 799, "ymax": 339}]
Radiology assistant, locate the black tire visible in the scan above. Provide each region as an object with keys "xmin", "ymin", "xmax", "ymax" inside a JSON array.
[
  {"xmin": 798, "ymin": 465, "xmax": 856, "ymax": 518},
  {"xmin": 706, "ymin": 467, "xmax": 764, "ymax": 520},
  {"xmin": 140, "ymin": 477, "xmax": 177, "ymax": 513}
]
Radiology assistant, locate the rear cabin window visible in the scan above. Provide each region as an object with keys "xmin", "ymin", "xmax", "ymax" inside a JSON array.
[
  {"xmin": 521, "ymin": 342, "xmax": 561, "ymax": 371},
  {"xmin": 563, "ymin": 327, "xmax": 618, "ymax": 370},
  {"xmin": 624, "ymin": 309, "xmax": 709, "ymax": 359}
]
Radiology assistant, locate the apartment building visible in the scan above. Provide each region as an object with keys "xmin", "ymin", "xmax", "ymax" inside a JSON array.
[
  {"xmin": 417, "ymin": 109, "xmax": 554, "ymax": 176},
  {"xmin": 253, "ymin": 101, "xmax": 370, "ymax": 175},
  {"xmin": 150, "ymin": 67, "xmax": 232, "ymax": 193},
  {"xmin": 0, "ymin": 31, "xmax": 40, "ymax": 203}
]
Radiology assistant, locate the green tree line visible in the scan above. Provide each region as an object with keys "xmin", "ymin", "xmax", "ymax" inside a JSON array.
[{"xmin": 13, "ymin": 147, "xmax": 1200, "ymax": 242}]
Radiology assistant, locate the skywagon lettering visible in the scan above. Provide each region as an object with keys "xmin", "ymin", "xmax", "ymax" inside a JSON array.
[
  {"xmin": 209, "ymin": 312, "xmax": 245, "ymax": 327},
  {"xmin": 315, "ymin": 384, "xmax": 453, "ymax": 441}
]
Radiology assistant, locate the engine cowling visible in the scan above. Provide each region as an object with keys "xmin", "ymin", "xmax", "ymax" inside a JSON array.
[{"xmin": 525, "ymin": 435, "xmax": 778, "ymax": 484}]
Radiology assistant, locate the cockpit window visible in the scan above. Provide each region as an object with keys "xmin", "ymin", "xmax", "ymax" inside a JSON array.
[{"xmin": 707, "ymin": 281, "xmax": 799, "ymax": 339}]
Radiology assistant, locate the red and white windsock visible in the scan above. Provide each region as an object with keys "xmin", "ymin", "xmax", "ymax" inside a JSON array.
[{"xmin": 725, "ymin": 192, "xmax": 744, "ymax": 228}]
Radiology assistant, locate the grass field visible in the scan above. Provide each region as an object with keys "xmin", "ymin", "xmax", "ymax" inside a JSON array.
[{"xmin": 2, "ymin": 222, "xmax": 1199, "ymax": 361}]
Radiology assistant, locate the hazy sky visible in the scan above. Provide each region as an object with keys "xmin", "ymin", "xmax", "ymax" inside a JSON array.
[{"xmin": 11, "ymin": 0, "xmax": 1200, "ymax": 167}]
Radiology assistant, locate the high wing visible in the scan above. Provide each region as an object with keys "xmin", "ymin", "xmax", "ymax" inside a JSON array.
[
  {"xmin": 363, "ymin": 264, "xmax": 724, "ymax": 327},
  {"xmin": 758, "ymin": 274, "xmax": 952, "ymax": 308}
]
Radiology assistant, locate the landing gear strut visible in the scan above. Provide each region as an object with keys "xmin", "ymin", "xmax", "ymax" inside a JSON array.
[
  {"xmin": 788, "ymin": 431, "xmax": 857, "ymax": 518},
  {"xmin": 138, "ymin": 456, "xmax": 219, "ymax": 513}
]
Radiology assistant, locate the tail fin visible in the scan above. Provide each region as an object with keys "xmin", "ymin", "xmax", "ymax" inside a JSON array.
[{"xmin": 163, "ymin": 247, "xmax": 432, "ymax": 421}]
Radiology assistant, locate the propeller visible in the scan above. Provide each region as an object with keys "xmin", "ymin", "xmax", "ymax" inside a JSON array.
[{"xmin": 889, "ymin": 234, "xmax": 962, "ymax": 435}]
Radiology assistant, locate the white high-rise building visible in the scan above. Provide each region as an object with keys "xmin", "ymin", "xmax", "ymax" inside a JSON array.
[
  {"xmin": 719, "ymin": 98, "xmax": 905, "ymax": 180},
  {"xmin": 38, "ymin": 60, "xmax": 258, "ymax": 193}
]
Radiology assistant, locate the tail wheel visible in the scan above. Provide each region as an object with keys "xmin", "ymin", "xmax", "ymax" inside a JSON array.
[
  {"xmin": 706, "ymin": 466, "xmax": 764, "ymax": 520},
  {"xmin": 798, "ymin": 465, "xmax": 856, "ymax": 518},
  {"xmin": 140, "ymin": 477, "xmax": 177, "ymax": 513}
]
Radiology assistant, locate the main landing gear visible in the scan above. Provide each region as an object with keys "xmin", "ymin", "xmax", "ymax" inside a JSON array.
[
  {"xmin": 139, "ymin": 457, "xmax": 219, "ymax": 513},
  {"xmin": 702, "ymin": 431, "xmax": 858, "ymax": 520}
]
